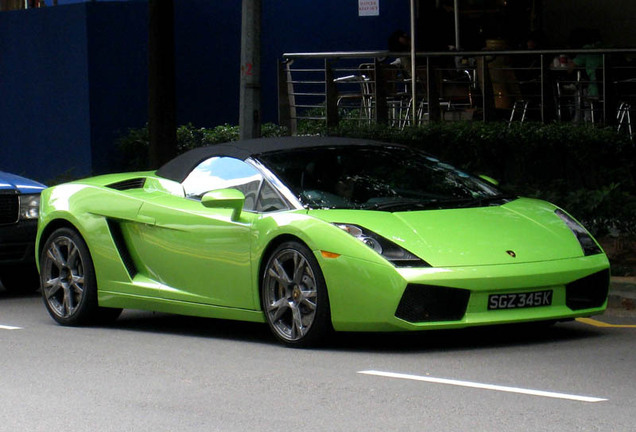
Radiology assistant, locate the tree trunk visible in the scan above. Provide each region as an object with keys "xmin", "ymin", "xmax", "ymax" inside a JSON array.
[{"xmin": 148, "ymin": 0, "xmax": 177, "ymax": 168}]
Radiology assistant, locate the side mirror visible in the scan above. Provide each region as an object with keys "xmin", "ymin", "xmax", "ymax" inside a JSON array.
[
  {"xmin": 201, "ymin": 188, "xmax": 245, "ymax": 221},
  {"xmin": 479, "ymin": 175, "xmax": 499, "ymax": 186}
]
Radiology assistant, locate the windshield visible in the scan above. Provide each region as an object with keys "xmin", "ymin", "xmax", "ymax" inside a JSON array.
[{"xmin": 257, "ymin": 145, "xmax": 508, "ymax": 211}]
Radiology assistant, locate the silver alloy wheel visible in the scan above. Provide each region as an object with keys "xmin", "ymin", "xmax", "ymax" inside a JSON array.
[
  {"xmin": 263, "ymin": 247, "xmax": 319, "ymax": 342},
  {"xmin": 42, "ymin": 235, "xmax": 86, "ymax": 319}
]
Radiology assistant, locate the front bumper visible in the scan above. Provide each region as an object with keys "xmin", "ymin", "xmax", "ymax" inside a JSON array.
[{"xmin": 319, "ymin": 252, "xmax": 610, "ymax": 332}]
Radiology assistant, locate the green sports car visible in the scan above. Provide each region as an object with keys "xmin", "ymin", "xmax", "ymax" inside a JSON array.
[{"xmin": 36, "ymin": 137, "xmax": 610, "ymax": 346}]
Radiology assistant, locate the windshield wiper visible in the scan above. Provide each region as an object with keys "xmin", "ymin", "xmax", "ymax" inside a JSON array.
[
  {"xmin": 364, "ymin": 195, "xmax": 515, "ymax": 211},
  {"xmin": 454, "ymin": 194, "xmax": 516, "ymax": 208},
  {"xmin": 364, "ymin": 199, "xmax": 446, "ymax": 211}
]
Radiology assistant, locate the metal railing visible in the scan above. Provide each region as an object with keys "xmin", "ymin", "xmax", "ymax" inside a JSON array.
[{"xmin": 278, "ymin": 48, "xmax": 636, "ymax": 137}]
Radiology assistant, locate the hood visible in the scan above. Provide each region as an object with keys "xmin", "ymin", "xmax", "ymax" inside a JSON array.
[
  {"xmin": 309, "ymin": 198, "xmax": 590, "ymax": 267},
  {"xmin": 0, "ymin": 171, "xmax": 46, "ymax": 194}
]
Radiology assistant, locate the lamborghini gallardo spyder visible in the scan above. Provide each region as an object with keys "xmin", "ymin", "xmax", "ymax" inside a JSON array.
[{"xmin": 36, "ymin": 137, "xmax": 610, "ymax": 346}]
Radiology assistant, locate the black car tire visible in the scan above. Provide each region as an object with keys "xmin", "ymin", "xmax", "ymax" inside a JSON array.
[
  {"xmin": 261, "ymin": 241, "xmax": 332, "ymax": 347},
  {"xmin": 40, "ymin": 227, "xmax": 121, "ymax": 326}
]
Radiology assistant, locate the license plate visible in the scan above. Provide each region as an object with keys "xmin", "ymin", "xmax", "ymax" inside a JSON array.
[{"xmin": 488, "ymin": 290, "xmax": 553, "ymax": 310}]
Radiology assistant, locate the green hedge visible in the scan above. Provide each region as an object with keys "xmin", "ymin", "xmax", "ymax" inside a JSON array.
[{"xmin": 118, "ymin": 121, "xmax": 636, "ymax": 236}]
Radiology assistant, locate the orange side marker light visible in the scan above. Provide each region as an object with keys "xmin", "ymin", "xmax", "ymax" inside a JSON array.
[{"xmin": 321, "ymin": 251, "xmax": 341, "ymax": 259}]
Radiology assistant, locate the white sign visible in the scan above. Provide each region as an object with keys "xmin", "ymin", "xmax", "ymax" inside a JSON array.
[{"xmin": 359, "ymin": 0, "xmax": 379, "ymax": 16}]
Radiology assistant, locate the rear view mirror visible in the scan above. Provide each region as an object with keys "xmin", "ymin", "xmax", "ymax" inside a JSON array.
[{"xmin": 201, "ymin": 188, "xmax": 245, "ymax": 221}]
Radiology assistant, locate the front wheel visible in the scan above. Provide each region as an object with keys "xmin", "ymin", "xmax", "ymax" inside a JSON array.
[
  {"xmin": 261, "ymin": 241, "xmax": 332, "ymax": 347},
  {"xmin": 40, "ymin": 227, "xmax": 121, "ymax": 326}
]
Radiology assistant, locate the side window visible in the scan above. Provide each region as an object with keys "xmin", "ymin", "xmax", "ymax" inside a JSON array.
[
  {"xmin": 256, "ymin": 181, "xmax": 289, "ymax": 212},
  {"xmin": 182, "ymin": 157, "xmax": 263, "ymax": 211}
]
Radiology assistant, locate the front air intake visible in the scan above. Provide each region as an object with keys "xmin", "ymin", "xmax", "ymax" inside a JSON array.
[
  {"xmin": 565, "ymin": 269, "xmax": 610, "ymax": 310},
  {"xmin": 395, "ymin": 284, "xmax": 470, "ymax": 323}
]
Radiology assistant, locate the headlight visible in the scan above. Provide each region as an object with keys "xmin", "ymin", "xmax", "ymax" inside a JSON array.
[
  {"xmin": 555, "ymin": 209, "xmax": 602, "ymax": 256},
  {"xmin": 19, "ymin": 194, "xmax": 40, "ymax": 220},
  {"xmin": 335, "ymin": 223, "xmax": 429, "ymax": 267}
]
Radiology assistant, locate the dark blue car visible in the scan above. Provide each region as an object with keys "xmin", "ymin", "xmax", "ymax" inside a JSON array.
[{"xmin": 0, "ymin": 171, "xmax": 46, "ymax": 293}]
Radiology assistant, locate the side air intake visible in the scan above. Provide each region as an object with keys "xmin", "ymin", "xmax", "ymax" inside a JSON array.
[
  {"xmin": 107, "ymin": 178, "xmax": 146, "ymax": 191},
  {"xmin": 106, "ymin": 220, "xmax": 138, "ymax": 278}
]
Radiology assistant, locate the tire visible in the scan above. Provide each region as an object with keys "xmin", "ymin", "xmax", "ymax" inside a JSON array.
[
  {"xmin": 261, "ymin": 241, "xmax": 332, "ymax": 347},
  {"xmin": 1, "ymin": 264, "xmax": 40, "ymax": 294},
  {"xmin": 40, "ymin": 227, "xmax": 122, "ymax": 326}
]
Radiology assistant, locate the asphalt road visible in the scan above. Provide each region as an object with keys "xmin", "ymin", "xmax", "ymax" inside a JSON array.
[{"xmin": 1, "ymin": 289, "xmax": 634, "ymax": 432}]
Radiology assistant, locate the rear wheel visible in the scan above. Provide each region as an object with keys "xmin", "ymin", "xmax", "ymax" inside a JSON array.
[
  {"xmin": 40, "ymin": 227, "xmax": 121, "ymax": 326},
  {"xmin": 261, "ymin": 241, "xmax": 332, "ymax": 347}
]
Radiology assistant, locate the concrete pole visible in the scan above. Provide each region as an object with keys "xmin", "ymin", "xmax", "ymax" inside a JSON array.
[{"xmin": 239, "ymin": 0, "xmax": 262, "ymax": 140}]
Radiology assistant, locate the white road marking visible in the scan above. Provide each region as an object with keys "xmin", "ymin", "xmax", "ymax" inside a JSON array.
[
  {"xmin": 358, "ymin": 370, "xmax": 607, "ymax": 403},
  {"xmin": 0, "ymin": 324, "xmax": 22, "ymax": 330}
]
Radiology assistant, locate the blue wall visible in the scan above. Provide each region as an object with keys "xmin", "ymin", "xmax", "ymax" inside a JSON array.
[
  {"xmin": 0, "ymin": 0, "xmax": 408, "ymax": 182},
  {"xmin": 174, "ymin": 1, "xmax": 241, "ymax": 128},
  {"xmin": 86, "ymin": 2, "xmax": 148, "ymax": 175},
  {"xmin": 0, "ymin": 5, "xmax": 92, "ymax": 181}
]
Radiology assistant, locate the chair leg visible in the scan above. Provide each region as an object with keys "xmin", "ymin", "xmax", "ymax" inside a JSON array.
[
  {"xmin": 509, "ymin": 102, "xmax": 518, "ymax": 123},
  {"xmin": 416, "ymin": 99, "xmax": 428, "ymax": 126},
  {"xmin": 520, "ymin": 100, "xmax": 529, "ymax": 123},
  {"xmin": 509, "ymin": 100, "xmax": 529, "ymax": 124},
  {"xmin": 625, "ymin": 104, "xmax": 632, "ymax": 139},
  {"xmin": 617, "ymin": 102, "xmax": 633, "ymax": 139}
]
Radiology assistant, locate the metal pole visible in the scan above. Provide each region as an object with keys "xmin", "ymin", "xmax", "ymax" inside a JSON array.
[
  {"xmin": 454, "ymin": 0, "xmax": 460, "ymax": 49},
  {"xmin": 410, "ymin": 0, "xmax": 416, "ymax": 126},
  {"xmin": 602, "ymin": 54, "xmax": 606, "ymax": 124},
  {"xmin": 239, "ymin": 0, "xmax": 262, "ymax": 140},
  {"xmin": 325, "ymin": 59, "xmax": 339, "ymax": 128},
  {"xmin": 481, "ymin": 56, "xmax": 486, "ymax": 122},
  {"xmin": 540, "ymin": 54, "xmax": 545, "ymax": 123}
]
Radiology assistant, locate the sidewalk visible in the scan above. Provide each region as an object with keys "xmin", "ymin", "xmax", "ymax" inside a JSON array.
[{"xmin": 609, "ymin": 276, "xmax": 636, "ymax": 310}]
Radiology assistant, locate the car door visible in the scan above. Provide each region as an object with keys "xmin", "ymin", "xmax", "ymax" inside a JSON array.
[{"xmin": 126, "ymin": 157, "xmax": 264, "ymax": 310}]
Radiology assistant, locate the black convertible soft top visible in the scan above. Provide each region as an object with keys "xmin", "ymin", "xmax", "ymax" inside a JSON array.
[{"xmin": 155, "ymin": 136, "xmax": 395, "ymax": 183}]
